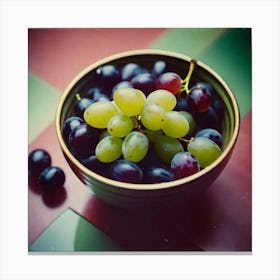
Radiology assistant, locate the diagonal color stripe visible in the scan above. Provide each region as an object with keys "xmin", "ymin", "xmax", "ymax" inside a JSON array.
[
  {"xmin": 28, "ymin": 28, "xmax": 167, "ymax": 92},
  {"xmin": 28, "ymin": 72, "xmax": 61, "ymax": 143},
  {"xmin": 199, "ymin": 28, "xmax": 252, "ymax": 118},
  {"xmin": 29, "ymin": 209, "xmax": 121, "ymax": 252},
  {"xmin": 150, "ymin": 28, "xmax": 227, "ymax": 58}
]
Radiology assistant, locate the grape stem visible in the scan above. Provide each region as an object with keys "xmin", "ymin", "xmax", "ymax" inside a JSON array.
[
  {"xmin": 76, "ymin": 93, "xmax": 82, "ymax": 101},
  {"xmin": 181, "ymin": 59, "xmax": 197, "ymax": 95},
  {"xmin": 179, "ymin": 136, "xmax": 194, "ymax": 144}
]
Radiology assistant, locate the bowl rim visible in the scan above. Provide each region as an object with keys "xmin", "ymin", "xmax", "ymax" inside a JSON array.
[{"xmin": 56, "ymin": 49, "xmax": 240, "ymax": 191}]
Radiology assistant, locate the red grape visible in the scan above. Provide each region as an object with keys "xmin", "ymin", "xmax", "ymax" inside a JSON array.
[
  {"xmin": 188, "ymin": 87, "xmax": 211, "ymax": 112},
  {"xmin": 171, "ymin": 152, "xmax": 200, "ymax": 179},
  {"xmin": 155, "ymin": 72, "xmax": 182, "ymax": 95}
]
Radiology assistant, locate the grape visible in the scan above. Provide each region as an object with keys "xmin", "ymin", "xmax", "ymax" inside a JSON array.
[
  {"xmin": 62, "ymin": 116, "xmax": 84, "ymax": 144},
  {"xmin": 187, "ymin": 137, "xmax": 222, "ymax": 168},
  {"xmin": 95, "ymin": 65, "xmax": 121, "ymax": 88},
  {"xmin": 112, "ymin": 81, "xmax": 133, "ymax": 93},
  {"xmin": 84, "ymin": 100, "xmax": 118, "ymax": 128},
  {"xmin": 195, "ymin": 128, "xmax": 223, "ymax": 148},
  {"xmin": 113, "ymin": 87, "xmax": 146, "ymax": 116},
  {"xmin": 131, "ymin": 73, "xmax": 156, "ymax": 95},
  {"xmin": 152, "ymin": 61, "xmax": 167, "ymax": 77},
  {"xmin": 171, "ymin": 152, "xmax": 200, "ymax": 179},
  {"xmin": 179, "ymin": 111, "xmax": 196, "ymax": 135},
  {"xmin": 194, "ymin": 106, "xmax": 219, "ymax": 130},
  {"xmin": 143, "ymin": 167, "xmax": 174, "ymax": 183},
  {"xmin": 146, "ymin": 129, "xmax": 163, "ymax": 143},
  {"xmin": 82, "ymin": 155, "xmax": 110, "ymax": 177},
  {"xmin": 39, "ymin": 166, "xmax": 65, "ymax": 190},
  {"xmin": 28, "ymin": 149, "xmax": 51, "ymax": 178},
  {"xmin": 155, "ymin": 135, "xmax": 184, "ymax": 163},
  {"xmin": 107, "ymin": 114, "xmax": 133, "ymax": 138},
  {"xmin": 74, "ymin": 95, "xmax": 94, "ymax": 119},
  {"xmin": 155, "ymin": 72, "xmax": 182, "ymax": 95},
  {"xmin": 110, "ymin": 159, "xmax": 143, "ymax": 184},
  {"xmin": 192, "ymin": 82, "xmax": 214, "ymax": 94},
  {"xmin": 188, "ymin": 86, "xmax": 211, "ymax": 112},
  {"xmin": 138, "ymin": 146, "xmax": 163, "ymax": 170},
  {"xmin": 162, "ymin": 111, "xmax": 189, "ymax": 138},
  {"xmin": 69, "ymin": 123, "xmax": 100, "ymax": 158},
  {"xmin": 174, "ymin": 95, "xmax": 191, "ymax": 111},
  {"xmin": 95, "ymin": 136, "xmax": 123, "ymax": 163},
  {"xmin": 121, "ymin": 63, "xmax": 143, "ymax": 81},
  {"xmin": 146, "ymin": 89, "xmax": 177, "ymax": 111},
  {"xmin": 86, "ymin": 87, "xmax": 110, "ymax": 102},
  {"xmin": 140, "ymin": 103, "xmax": 167, "ymax": 131},
  {"xmin": 212, "ymin": 97, "xmax": 225, "ymax": 120},
  {"xmin": 122, "ymin": 131, "xmax": 149, "ymax": 162}
]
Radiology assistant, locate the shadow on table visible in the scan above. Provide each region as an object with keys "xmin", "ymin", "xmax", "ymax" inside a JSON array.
[{"xmin": 76, "ymin": 192, "xmax": 220, "ymax": 252}]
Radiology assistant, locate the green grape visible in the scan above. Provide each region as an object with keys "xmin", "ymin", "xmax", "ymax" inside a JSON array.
[
  {"xmin": 122, "ymin": 131, "xmax": 149, "ymax": 162},
  {"xmin": 179, "ymin": 111, "xmax": 196, "ymax": 134},
  {"xmin": 146, "ymin": 129, "xmax": 163, "ymax": 143},
  {"xmin": 84, "ymin": 101, "xmax": 118, "ymax": 128},
  {"xmin": 107, "ymin": 114, "xmax": 133, "ymax": 138},
  {"xmin": 146, "ymin": 89, "xmax": 177, "ymax": 111},
  {"xmin": 155, "ymin": 135, "xmax": 184, "ymax": 163},
  {"xmin": 140, "ymin": 103, "xmax": 167, "ymax": 130},
  {"xmin": 162, "ymin": 111, "xmax": 189, "ymax": 138},
  {"xmin": 187, "ymin": 137, "xmax": 222, "ymax": 168},
  {"xmin": 113, "ymin": 87, "xmax": 146, "ymax": 116},
  {"xmin": 95, "ymin": 136, "xmax": 123, "ymax": 163}
]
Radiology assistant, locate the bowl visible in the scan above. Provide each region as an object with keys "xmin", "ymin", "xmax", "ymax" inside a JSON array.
[{"xmin": 55, "ymin": 49, "xmax": 240, "ymax": 210}]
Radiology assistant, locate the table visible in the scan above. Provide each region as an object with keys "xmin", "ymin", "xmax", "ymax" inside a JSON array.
[{"xmin": 28, "ymin": 28, "xmax": 252, "ymax": 252}]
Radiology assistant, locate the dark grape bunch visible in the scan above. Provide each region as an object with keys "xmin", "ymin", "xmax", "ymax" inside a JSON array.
[{"xmin": 62, "ymin": 59, "xmax": 225, "ymax": 184}]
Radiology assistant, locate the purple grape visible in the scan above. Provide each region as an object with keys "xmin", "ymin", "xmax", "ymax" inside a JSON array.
[
  {"xmin": 188, "ymin": 86, "xmax": 211, "ymax": 112},
  {"xmin": 195, "ymin": 128, "xmax": 223, "ymax": 148},
  {"xmin": 212, "ymin": 98, "xmax": 225, "ymax": 120},
  {"xmin": 192, "ymin": 82, "xmax": 214, "ymax": 94},
  {"xmin": 174, "ymin": 94, "xmax": 193, "ymax": 112},
  {"xmin": 69, "ymin": 123, "xmax": 101, "ymax": 159},
  {"xmin": 143, "ymin": 167, "xmax": 174, "ymax": 183},
  {"xmin": 95, "ymin": 65, "xmax": 121, "ymax": 88},
  {"xmin": 110, "ymin": 159, "xmax": 143, "ymax": 184},
  {"xmin": 152, "ymin": 60, "xmax": 168, "ymax": 77},
  {"xmin": 121, "ymin": 63, "xmax": 143, "ymax": 81},
  {"xmin": 39, "ymin": 166, "xmax": 65, "ymax": 190},
  {"xmin": 112, "ymin": 81, "xmax": 133, "ymax": 93},
  {"xmin": 86, "ymin": 87, "xmax": 110, "ymax": 102},
  {"xmin": 82, "ymin": 155, "xmax": 110, "ymax": 177},
  {"xmin": 74, "ymin": 97, "xmax": 93, "ymax": 118},
  {"xmin": 28, "ymin": 149, "xmax": 51, "ymax": 178},
  {"xmin": 194, "ymin": 106, "xmax": 220, "ymax": 131},
  {"xmin": 171, "ymin": 152, "xmax": 200, "ymax": 180},
  {"xmin": 63, "ymin": 116, "xmax": 84, "ymax": 144},
  {"xmin": 131, "ymin": 73, "xmax": 156, "ymax": 95}
]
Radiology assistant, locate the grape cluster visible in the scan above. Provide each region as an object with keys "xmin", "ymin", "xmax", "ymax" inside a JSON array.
[{"xmin": 63, "ymin": 59, "xmax": 224, "ymax": 184}]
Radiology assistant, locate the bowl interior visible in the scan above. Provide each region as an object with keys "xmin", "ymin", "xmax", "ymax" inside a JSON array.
[{"xmin": 56, "ymin": 50, "xmax": 239, "ymax": 191}]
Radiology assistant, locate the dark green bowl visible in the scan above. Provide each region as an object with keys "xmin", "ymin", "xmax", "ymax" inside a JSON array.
[{"xmin": 56, "ymin": 50, "xmax": 240, "ymax": 209}]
